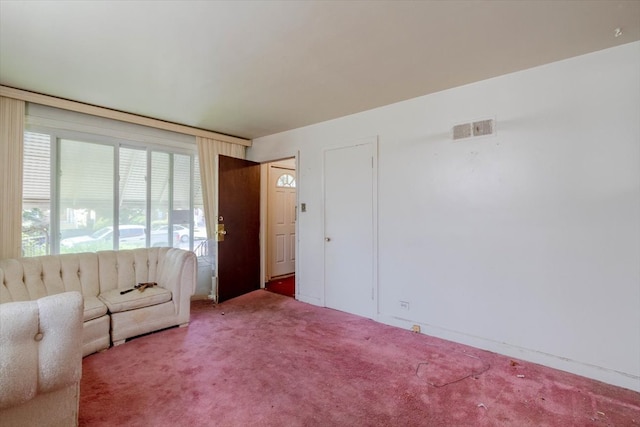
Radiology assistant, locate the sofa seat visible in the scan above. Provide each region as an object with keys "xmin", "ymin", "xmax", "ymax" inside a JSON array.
[
  {"xmin": 99, "ymin": 286, "xmax": 172, "ymax": 313},
  {"xmin": 83, "ymin": 296, "xmax": 108, "ymax": 322}
]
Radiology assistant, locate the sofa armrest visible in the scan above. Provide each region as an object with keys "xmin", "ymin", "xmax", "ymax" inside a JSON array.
[
  {"xmin": 0, "ymin": 291, "xmax": 83, "ymax": 409},
  {"xmin": 158, "ymin": 248, "xmax": 196, "ymax": 321}
]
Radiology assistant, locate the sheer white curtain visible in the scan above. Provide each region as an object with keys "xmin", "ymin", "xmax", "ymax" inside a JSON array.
[
  {"xmin": 0, "ymin": 96, "xmax": 25, "ymax": 259},
  {"xmin": 196, "ymin": 137, "xmax": 246, "ymax": 239}
]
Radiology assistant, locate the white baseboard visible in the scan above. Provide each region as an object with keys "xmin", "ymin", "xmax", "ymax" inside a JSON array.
[
  {"xmin": 376, "ymin": 313, "xmax": 640, "ymax": 393},
  {"xmin": 296, "ymin": 293, "xmax": 322, "ymax": 306}
]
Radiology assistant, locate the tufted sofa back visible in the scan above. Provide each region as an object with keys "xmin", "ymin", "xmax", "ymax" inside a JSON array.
[
  {"xmin": 0, "ymin": 247, "xmax": 175, "ymax": 303},
  {"xmin": 0, "ymin": 253, "xmax": 99, "ymax": 304},
  {"xmin": 96, "ymin": 247, "xmax": 168, "ymax": 293},
  {"xmin": 0, "ymin": 291, "xmax": 83, "ymax": 410}
]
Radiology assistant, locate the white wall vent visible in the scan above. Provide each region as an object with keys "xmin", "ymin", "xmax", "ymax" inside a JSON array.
[
  {"xmin": 452, "ymin": 118, "xmax": 495, "ymax": 140},
  {"xmin": 452, "ymin": 123, "xmax": 472, "ymax": 140},
  {"xmin": 473, "ymin": 119, "xmax": 494, "ymax": 136}
]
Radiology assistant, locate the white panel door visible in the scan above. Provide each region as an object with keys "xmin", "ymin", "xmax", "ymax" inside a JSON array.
[
  {"xmin": 268, "ymin": 166, "xmax": 296, "ymax": 278},
  {"xmin": 324, "ymin": 141, "xmax": 376, "ymax": 319}
]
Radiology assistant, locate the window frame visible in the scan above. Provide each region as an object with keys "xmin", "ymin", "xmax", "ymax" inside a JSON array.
[{"xmin": 24, "ymin": 124, "xmax": 200, "ymax": 255}]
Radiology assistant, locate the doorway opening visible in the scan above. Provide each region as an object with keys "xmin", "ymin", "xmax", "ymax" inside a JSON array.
[{"xmin": 264, "ymin": 157, "xmax": 297, "ymax": 298}]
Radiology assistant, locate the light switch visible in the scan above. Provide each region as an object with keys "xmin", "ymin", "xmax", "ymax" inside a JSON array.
[{"xmin": 301, "ymin": 203, "xmax": 307, "ymax": 212}]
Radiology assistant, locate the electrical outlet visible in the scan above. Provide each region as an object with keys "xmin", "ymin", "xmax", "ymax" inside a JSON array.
[{"xmin": 399, "ymin": 301, "xmax": 410, "ymax": 310}]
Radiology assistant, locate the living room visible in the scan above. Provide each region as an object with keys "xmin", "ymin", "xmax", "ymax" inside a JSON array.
[{"xmin": 1, "ymin": 1, "xmax": 639, "ymax": 426}]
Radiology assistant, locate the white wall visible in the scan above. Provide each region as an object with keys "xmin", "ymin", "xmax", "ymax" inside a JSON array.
[{"xmin": 247, "ymin": 42, "xmax": 640, "ymax": 391}]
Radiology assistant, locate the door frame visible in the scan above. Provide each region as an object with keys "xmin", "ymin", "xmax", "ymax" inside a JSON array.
[
  {"xmin": 321, "ymin": 136, "xmax": 378, "ymax": 317},
  {"xmin": 259, "ymin": 152, "xmax": 300, "ymax": 296},
  {"xmin": 266, "ymin": 160, "xmax": 297, "ymax": 280}
]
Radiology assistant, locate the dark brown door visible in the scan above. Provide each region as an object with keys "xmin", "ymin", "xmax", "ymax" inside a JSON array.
[{"xmin": 217, "ymin": 155, "xmax": 261, "ymax": 302}]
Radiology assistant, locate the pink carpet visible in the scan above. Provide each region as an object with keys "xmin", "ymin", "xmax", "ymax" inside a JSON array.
[{"xmin": 80, "ymin": 290, "xmax": 640, "ymax": 426}]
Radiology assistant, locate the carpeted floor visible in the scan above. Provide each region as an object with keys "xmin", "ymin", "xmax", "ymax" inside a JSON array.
[{"xmin": 79, "ymin": 290, "xmax": 640, "ymax": 426}]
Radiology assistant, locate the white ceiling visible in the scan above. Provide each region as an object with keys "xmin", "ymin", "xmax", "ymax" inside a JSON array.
[{"xmin": 1, "ymin": 1, "xmax": 638, "ymax": 140}]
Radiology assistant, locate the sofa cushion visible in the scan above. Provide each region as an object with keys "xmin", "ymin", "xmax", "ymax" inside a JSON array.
[
  {"xmin": 0, "ymin": 292, "xmax": 83, "ymax": 409},
  {"xmin": 98, "ymin": 286, "xmax": 172, "ymax": 313},
  {"xmin": 0, "ymin": 299, "xmax": 38, "ymax": 408},
  {"xmin": 83, "ymin": 296, "xmax": 108, "ymax": 322}
]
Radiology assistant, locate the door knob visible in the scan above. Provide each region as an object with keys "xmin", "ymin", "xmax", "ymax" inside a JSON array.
[
  {"xmin": 325, "ymin": 237, "xmax": 331, "ymax": 242},
  {"xmin": 216, "ymin": 224, "xmax": 227, "ymax": 242}
]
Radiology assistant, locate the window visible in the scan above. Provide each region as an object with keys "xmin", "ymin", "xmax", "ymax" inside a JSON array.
[
  {"xmin": 59, "ymin": 138, "xmax": 115, "ymax": 253},
  {"xmin": 276, "ymin": 173, "xmax": 296, "ymax": 188},
  {"xmin": 119, "ymin": 146, "xmax": 147, "ymax": 247},
  {"xmin": 22, "ymin": 131, "xmax": 51, "ymax": 256},
  {"xmin": 22, "ymin": 121, "xmax": 205, "ymax": 255}
]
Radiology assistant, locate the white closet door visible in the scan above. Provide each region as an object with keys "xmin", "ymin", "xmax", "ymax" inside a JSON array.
[{"xmin": 324, "ymin": 140, "xmax": 376, "ymax": 319}]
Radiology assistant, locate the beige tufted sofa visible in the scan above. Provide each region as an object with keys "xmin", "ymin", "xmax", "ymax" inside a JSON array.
[
  {"xmin": 0, "ymin": 291, "xmax": 84, "ymax": 427},
  {"xmin": 0, "ymin": 247, "xmax": 197, "ymax": 357}
]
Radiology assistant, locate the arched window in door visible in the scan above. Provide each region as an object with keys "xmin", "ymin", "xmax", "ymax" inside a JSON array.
[{"xmin": 276, "ymin": 173, "xmax": 296, "ymax": 188}]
